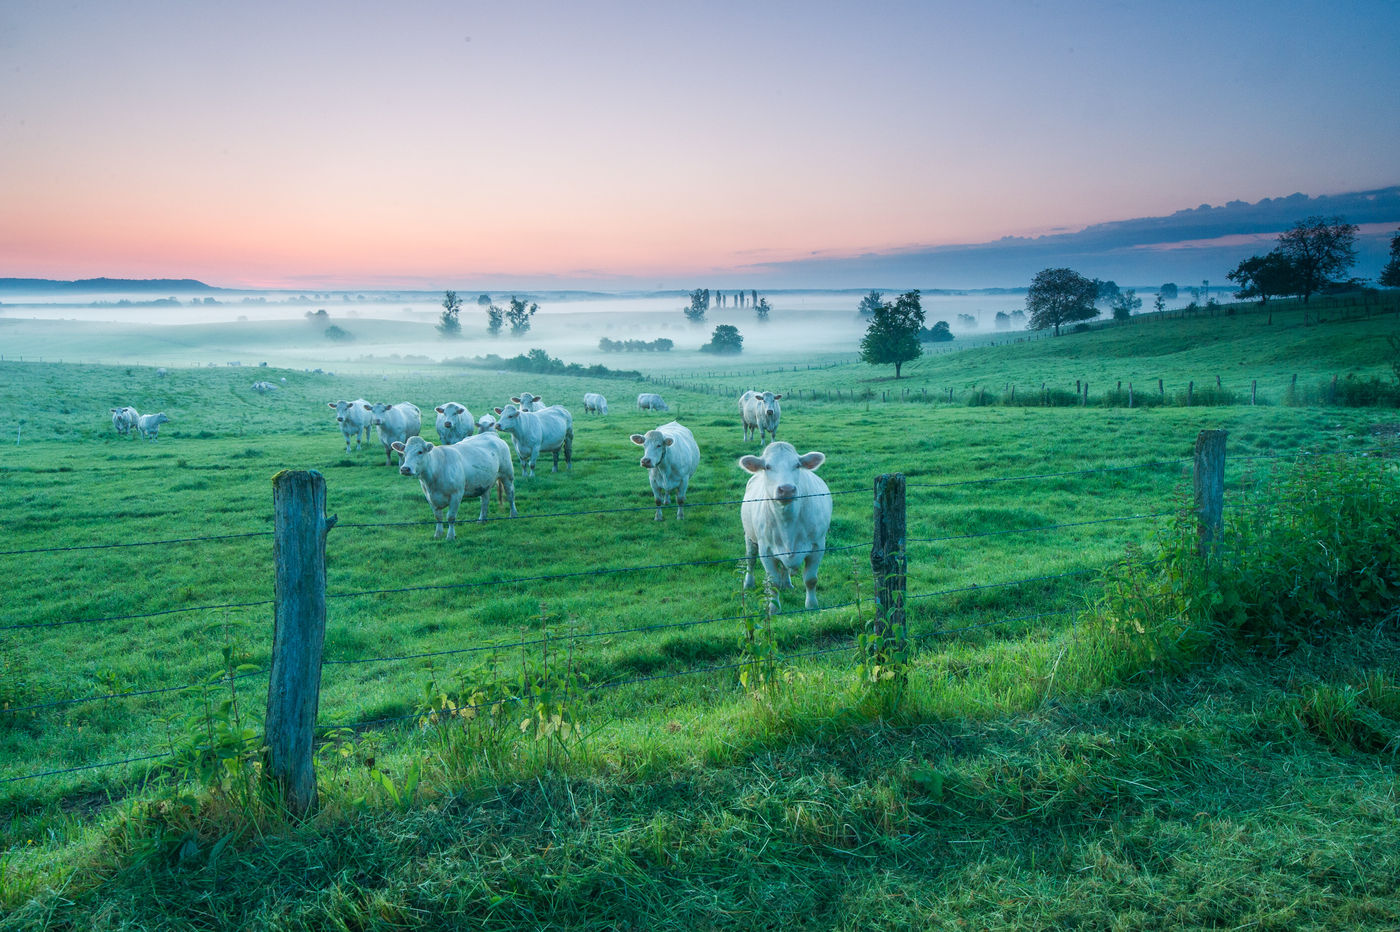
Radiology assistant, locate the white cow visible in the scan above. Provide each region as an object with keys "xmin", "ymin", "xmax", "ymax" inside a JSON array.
[
  {"xmin": 252, "ymin": 381, "xmax": 278, "ymax": 393},
  {"xmin": 110, "ymin": 406, "xmax": 140, "ymax": 437},
  {"xmin": 583, "ymin": 392, "xmax": 609, "ymax": 415},
  {"xmin": 456, "ymin": 431, "xmax": 518, "ymax": 519},
  {"xmin": 137, "ymin": 412, "xmax": 171, "ymax": 442},
  {"xmin": 742, "ymin": 391, "xmax": 783, "ymax": 443},
  {"xmin": 434, "ymin": 402, "xmax": 475, "ymax": 445},
  {"xmin": 637, "ymin": 392, "xmax": 669, "ymax": 412},
  {"xmin": 476, "ymin": 413, "xmax": 499, "ymax": 433},
  {"xmin": 390, "ymin": 434, "xmax": 516, "ymax": 540},
  {"xmin": 365, "ymin": 401, "xmax": 422, "ymax": 466},
  {"xmin": 492, "ymin": 403, "xmax": 573, "ymax": 477},
  {"xmin": 512, "ymin": 393, "xmax": 547, "ymax": 412},
  {"xmin": 328, "ymin": 399, "xmax": 372, "ymax": 453},
  {"xmin": 738, "ymin": 441, "xmax": 833, "ymax": 610},
  {"xmin": 630, "ymin": 421, "xmax": 699, "ymax": 521}
]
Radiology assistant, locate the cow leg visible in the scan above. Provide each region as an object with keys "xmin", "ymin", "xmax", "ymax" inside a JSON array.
[
  {"xmin": 802, "ymin": 551, "xmax": 823, "ymax": 610},
  {"xmin": 478, "ymin": 489, "xmax": 490, "ymax": 522},
  {"xmin": 676, "ymin": 477, "xmax": 689, "ymax": 519},
  {"xmin": 564, "ymin": 428, "xmax": 573, "ymax": 470},
  {"xmin": 502, "ymin": 476, "xmax": 517, "ymax": 517},
  {"xmin": 432, "ymin": 505, "xmax": 446, "ymax": 539},
  {"xmin": 551, "ymin": 449, "xmax": 560, "ymax": 473},
  {"xmin": 743, "ymin": 536, "xmax": 759, "ymax": 591},
  {"xmin": 445, "ymin": 495, "xmax": 463, "ymax": 541}
]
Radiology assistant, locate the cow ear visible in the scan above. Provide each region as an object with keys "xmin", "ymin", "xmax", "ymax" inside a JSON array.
[
  {"xmin": 494, "ymin": 407, "xmax": 503, "ymax": 415},
  {"xmin": 664, "ymin": 437, "xmax": 674, "ymax": 446},
  {"xmin": 423, "ymin": 441, "xmax": 434, "ymax": 451},
  {"xmin": 436, "ymin": 406, "xmax": 445, "ymax": 414},
  {"xmin": 773, "ymin": 394, "xmax": 782, "ymax": 400},
  {"xmin": 511, "ymin": 397, "xmax": 521, "ymax": 404},
  {"xmin": 798, "ymin": 452, "xmax": 826, "ymax": 471},
  {"xmin": 363, "ymin": 404, "xmax": 372, "ymax": 410},
  {"xmin": 328, "ymin": 402, "xmax": 337, "ymax": 408},
  {"xmin": 630, "ymin": 434, "xmax": 646, "ymax": 445},
  {"xmin": 738, "ymin": 455, "xmax": 765, "ymax": 473},
  {"xmin": 391, "ymin": 441, "xmax": 405, "ymax": 452}
]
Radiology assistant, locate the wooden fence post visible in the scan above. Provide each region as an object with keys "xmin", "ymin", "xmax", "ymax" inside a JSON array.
[
  {"xmin": 264, "ymin": 470, "xmax": 336, "ymax": 817},
  {"xmin": 1128, "ymin": 383, "xmax": 1134, "ymax": 408},
  {"xmin": 870, "ymin": 474, "xmax": 907, "ymax": 648},
  {"xmin": 1188, "ymin": 381, "xmax": 1194, "ymax": 406},
  {"xmin": 1251, "ymin": 380, "xmax": 1257, "ymax": 406},
  {"xmin": 1192, "ymin": 430, "xmax": 1226, "ymax": 559}
]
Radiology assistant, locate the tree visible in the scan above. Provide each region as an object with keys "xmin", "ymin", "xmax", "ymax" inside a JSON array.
[
  {"xmin": 859, "ymin": 290, "xmax": 924, "ymax": 378},
  {"xmin": 485, "ymin": 303, "xmax": 504, "ymax": 336},
  {"xmin": 857, "ymin": 290, "xmax": 883, "ymax": 316},
  {"xmin": 1153, "ymin": 293, "xmax": 1166, "ymax": 315},
  {"xmin": 755, "ymin": 296, "xmax": 771, "ymax": 322},
  {"xmin": 994, "ymin": 311, "xmax": 1011, "ymax": 330},
  {"xmin": 1276, "ymin": 215, "xmax": 1358, "ymax": 303},
  {"xmin": 1025, "ymin": 268, "xmax": 1098, "ymax": 336},
  {"xmin": 1379, "ymin": 229, "xmax": 1400, "ymax": 288},
  {"xmin": 700, "ymin": 324, "xmax": 743, "ymax": 354},
  {"xmin": 1110, "ymin": 288, "xmax": 1142, "ymax": 321},
  {"xmin": 437, "ymin": 290, "xmax": 462, "ymax": 337},
  {"xmin": 685, "ymin": 289, "xmax": 707, "ymax": 323},
  {"xmin": 920, "ymin": 320, "xmax": 954, "ymax": 342},
  {"xmin": 1094, "ymin": 279, "xmax": 1121, "ymax": 306},
  {"xmin": 476, "ymin": 294, "xmax": 492, "ymax": 306},
  {"xmin": 324, "ymin": 324, "xmax": 353, "ymax": 341},
  {"xmin": 1159, "ymin": 283, "xmax": 1178, "ymax": 301},
  {"xmin": 1227, "ymin": 250, "xmax": 1299, "ymax": 306},
  {"xmin": 506, "ymin": 296, "xmax": 538, "ymax": 336}
]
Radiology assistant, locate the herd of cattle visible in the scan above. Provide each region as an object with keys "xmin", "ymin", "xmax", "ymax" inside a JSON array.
[{"xmin": 109, "ymin": 385, "xmax": 831, "ymax": 608}]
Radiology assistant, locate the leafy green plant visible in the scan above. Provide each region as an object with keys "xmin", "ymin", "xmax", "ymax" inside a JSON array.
[
  {"xmin": 737, "ymin": 570, "xmax": 784, "ymax": 698},
  {"xmin": 515, "ymin": 613, "xmax": 589, "ymax": 765}
]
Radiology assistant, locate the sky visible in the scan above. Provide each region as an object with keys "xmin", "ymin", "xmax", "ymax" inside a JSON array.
[{"xmin": 2, "ymin": 0, "xmax": 1398, "ymax": 290}]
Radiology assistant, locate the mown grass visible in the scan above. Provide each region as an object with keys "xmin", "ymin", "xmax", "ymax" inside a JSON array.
[{"xmin": 2, "ymin": 299, "xmax": 1399, "ymax": 929}]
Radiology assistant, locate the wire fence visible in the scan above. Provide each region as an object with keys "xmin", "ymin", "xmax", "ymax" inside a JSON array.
[{"xmin": 0, "ymin": 442, "xmax": 1322, "ymax": 788}]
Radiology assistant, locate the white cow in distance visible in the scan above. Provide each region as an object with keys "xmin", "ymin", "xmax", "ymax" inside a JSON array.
[
  {"xmin": 493, "ymin": 403, "xmax": 573, "ymax": 477},
  {"xmin": 738, "ymin": 441, "xmax": 832, "ymax": 610},
  {"xmin": 137, "ymin": 412, "xmax": 171, "ymax": 442},
  {"xmin": 476, "ymin": 413, "xmax": 498, "ymax": 433},
  {"xmin": 110, "ymin": 406, "xmax": 140, "ymax": 437},
  {"xmin": 583, "ymin": 392, "xmax": 608, "ymax": 415},
  {"xmin": 328, "ymin": 399, "xmax": 373, "ymax": 453},
  {"xmin": 637, "ymin": 392, "xmax": 669, "ymax": 412},
  {"xmin": 434, "ymin": 402, "xmax": 475, "ymax": 445},
  {"xmin": 512, "ymin": 393, "xmax": 547, "ymax": 412},
  {"xmin": 391, "ymin": 434, "xmax": 517, "ymax": 539},
  {"xmin": 742, "ymin": 391, "xmax": 782, "ymax": 443},
  {"xmin": 630, "ymin": 421, "xmax": 699, "ymax": 521},
  {"xmin": 365, "ymin": 401, "xmax": 422, "ymax": 466}
]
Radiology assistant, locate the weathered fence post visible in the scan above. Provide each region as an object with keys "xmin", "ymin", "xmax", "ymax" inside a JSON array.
[
  {"xmin": 264, "ymin": 470, "xmax": 336, "ymax": 817},
  {"xmin": 1251, "ymin": 380, "xmax": 1257, "ymax": 406},
  {"xmin": 870, "ymin": 474, "xmax": 907, "ymax": 648},
  {"xmin": 1192, "ymin": 430, "xmax": 1226, "ymax": 559},
  {"xmin": 1128, "ymin": 383, "xmax": 1134, "ymax": 408}
]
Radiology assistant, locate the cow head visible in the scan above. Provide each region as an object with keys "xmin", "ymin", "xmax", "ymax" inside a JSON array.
[
  {"xmin": 630, "ymin": 430, "xmax": 673, "ymax": 469},
  {"xmin": 738, "ymin": 442, "xmax": 824, "ymax": 504},
  {"xmin": 391, "ymin": 436, "xmax": 434, "ymax": 476}
]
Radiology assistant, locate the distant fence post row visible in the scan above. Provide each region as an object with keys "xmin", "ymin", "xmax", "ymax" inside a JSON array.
[{"xmin": 259, "ymin": 433, "xmax": 1230, "ymax": 813}]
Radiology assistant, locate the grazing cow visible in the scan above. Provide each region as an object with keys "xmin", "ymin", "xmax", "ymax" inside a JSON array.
[
  {"xmin": 636, "ymin": 392, "xmax": 669, "ymax": 412},
  {"xmin": 583, "ymin": 392, "xmax": 609, "ymax": 415},
  {"xmin": 110, "ymin": 406, "xmax": 140, "ymax": 437},
  {"xmin": 390, "ymin": 434, "xmax": 517, "ymax": 539},
  {"xmin": 512, "ymin": 393, "xmax": 547, "ymax": 412},
  {"xmin": 328, "ymin": 399, "xmax": 373, "ymax": 453},
  {"xmin": 434, "ymin": 402, "xmax": 475, "ymax": 445},
  {"xmin": 252, "ymin": 381, "xmax": 278, "ymax": 393},
  {"xmin": 364, "ymin": 401, "xmax": 422, "ymax": 466},
  {"xmin": 630, "ymin": 421, "xmax": 699, "ymax": 521},
  {"xmin": 476, "ymin": 413, "xmax": 498, "ymax": 433},
  {"xmin": 738, "ymin": 441, "xmax": 832, "ymax": 610},
  {"xmin": 137, "ymin": 412, "xmax": 171, "ymax": 442},
  {"xmin": 492, "ymin": 403, "xmax": 573, "ymax": 477},
  {"xmin": 742, "ymin": 391, "xmax": 783, "ymax": 443}
]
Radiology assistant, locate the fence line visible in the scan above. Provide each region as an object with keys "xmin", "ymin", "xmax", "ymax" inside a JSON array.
[
  {"xmin": 0, "ymin": 529, "xmax": 273, "ymax": 558},
  {"xmin": 1, "ymin": 598, "xmax": 276, "ymax": 633},
  {"xmin": 905, "ymin": 511, "xmax": 1173, "ymax": 545}
]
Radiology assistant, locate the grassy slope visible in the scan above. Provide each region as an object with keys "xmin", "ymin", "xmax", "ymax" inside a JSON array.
[{"xmin": 2, "ymin": 297, "xmax": 1399, "ymax": 929}]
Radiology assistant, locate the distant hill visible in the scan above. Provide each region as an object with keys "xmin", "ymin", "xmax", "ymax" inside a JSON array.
[{"xmin": 0, "ymin": 277, "xmax": 221, "ymax": 294}]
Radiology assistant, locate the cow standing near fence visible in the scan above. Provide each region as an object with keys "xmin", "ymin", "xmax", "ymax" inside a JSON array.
[
  {"xmin": 630, "ymin": 421, "xmax": 700, "ymax": 520},
  {"xmin": 366, "ymin": 402, "xmax": 422, "ymax": 466},
  {"xmin": 741, "ymin": 391, "xmax": 782, "ymax": 443},
  {"xmin": 738, "ymin": 441, "xmax": 832, "ymax": 609},
  {"xmin": 493, "ymin": 403, "xmax": 573, "ymax": 477},
  {"xmin": 328, "ymin": 399, "xmax": 372, "ymax": 453},
  {"xmin": 391, "ymin": 434, "xmax": 517, "ymax": 539}
]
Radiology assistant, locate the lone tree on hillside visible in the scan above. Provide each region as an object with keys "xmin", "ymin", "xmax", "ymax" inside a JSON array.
[
  {"xmin": 1379, "ymin": 228, "xmax": 1400, "ymax": 288},
  {"xmin": 1227, "ymin": 250, "xmax": 1300, "ymax": 310},
  {"xmin": 1110, "ymin": 288, "xmax": 1142, "ymax": 321},
  {"xmin": 859, "ymin": 290, "xmax": 924, "ymax": 378},
  {"xmin": 1159, "ymin": 283, "xmax": 1178, "ymax": 301},
  {"xmin": 484, "ymin": 302, "xmax": 504, "ymax": 336},
  {"xmin": 506, "ymin": 296, "xmax": 538, "ymax": 336},
  {"xmin": 438, "ymin": 290, "xmax": 463, "ymax": 337},
  {"xmin": 1025, "ymin": 268, "xmax": 1098, "ymax": 336},
  {"xmin": 700, "ymin": 324, "xmax": 743, "ymax": 354},
  {"xmin": 477, "ymin": 293, "xmax": 492, "ymax": 306},
  {"xmin": 1276, "ymin": 215, "xmax": 1358, "ymax": 303},
  {"xmin": 684, "ymin": 289, "xmax": 708, "ymax": 323}
]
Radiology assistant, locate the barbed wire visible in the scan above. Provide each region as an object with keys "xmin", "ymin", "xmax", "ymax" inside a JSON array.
[
  {"xmin": 0, "ymin": 752, "xmax": 168, "ymax": 785},
  {"xmin": 0, "ymin": 530, "xmax": 272, "ymax": 558},
  {"xmin": 1, "ymin": 598, "xmax": 274, "ymax": 633},
  {"xmin": 905, "ymin": 511, "xmax": 1173, "ymax": 545},
  {"xmin": 1, "ymin": 670, "xmax": 268, "ymax": 717},
  {"xmin": 905, "ymin": 459, "xmax": 1189, "ymax": 491}
]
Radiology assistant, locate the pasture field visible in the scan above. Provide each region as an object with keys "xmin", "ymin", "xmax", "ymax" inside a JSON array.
[{"xmin": 2, "ymin": 302, "xmax": 1399, "ymax": 929}]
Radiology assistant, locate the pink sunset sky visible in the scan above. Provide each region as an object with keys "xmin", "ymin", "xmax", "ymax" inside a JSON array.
[{"xmin": 2, "ymin": 1, "xmax": 1397, "ymax": 290}]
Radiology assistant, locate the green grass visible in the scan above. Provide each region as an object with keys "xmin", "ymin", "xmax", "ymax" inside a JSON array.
[{"xmin": 2, "ymin": 296, "xmax": 1399, "ymax": 929}]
